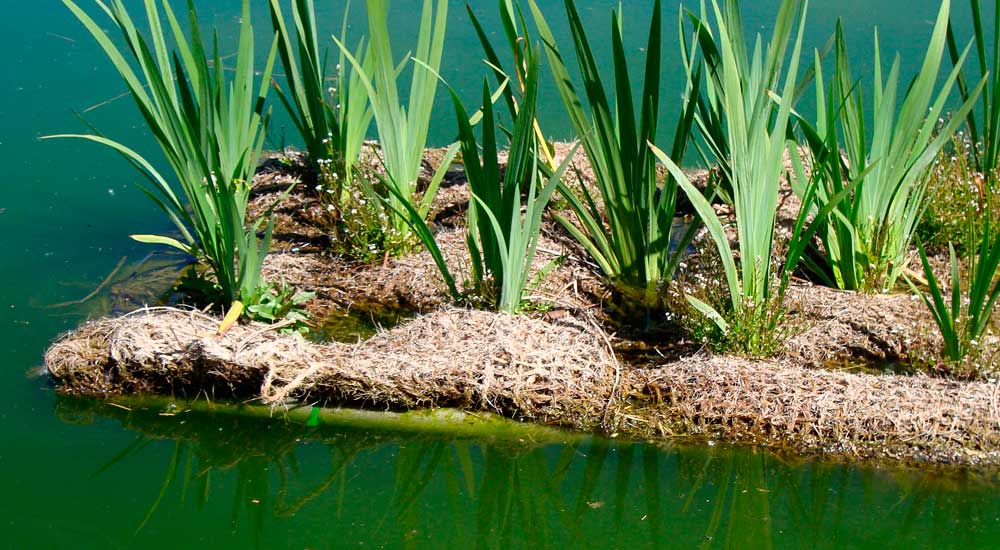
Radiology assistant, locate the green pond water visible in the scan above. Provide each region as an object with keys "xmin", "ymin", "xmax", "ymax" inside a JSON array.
[{"xmin": 3, "ymin": 0, "xmax": 1000, "ymax": 547}]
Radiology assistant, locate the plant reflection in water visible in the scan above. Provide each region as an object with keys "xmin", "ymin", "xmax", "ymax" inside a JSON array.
[{"xmin": 54, "ymin": 397, "xmax": 997, "ymax": 548}]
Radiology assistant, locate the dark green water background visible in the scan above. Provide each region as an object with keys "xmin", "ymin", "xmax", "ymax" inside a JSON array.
[{"xmin": 2, "ymin": 0, "xmax": 1000, "ymax": 547}]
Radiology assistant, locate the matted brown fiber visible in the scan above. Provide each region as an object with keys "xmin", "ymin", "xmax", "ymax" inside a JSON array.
[
  {"xmin": 44, "ymin": 307, "xmax": 1000, "ymax": 465},
  {"xmin": 45, "ymin": 307, "xmax": 618, "ymax": 427},
  {"xmin": 631, "ymin": 357, "xmax": 1000, "ymax": 465}
]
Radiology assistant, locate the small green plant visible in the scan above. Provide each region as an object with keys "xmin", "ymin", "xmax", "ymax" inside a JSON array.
[
  {"xmin": 910, "ymin": 226, "xmax": 1000, "ymax": 365},
  {"xmin": 335, "ymin": 0, "xmax": 457, "ymax": 252},
  {"xmin": 246, "ymin": 282, "xmax": 315, "ymax": 334},
  {"xmin": 657, "ymin": 0, "xmax": 818, "ymax": 356},
  {"xmin": 47, "ymin": 0, "xmax": 295, "ymax": 319},
  {"xmin": 795, "ymin": 3, "xmax": 982, "ymax": 292},
  {"xmin": 529, "ymin": 0, "xmax": 701, "ymax": 311},
  {"xmin": 910, "ymin": 148, "xmax": 1000, "ymax": 367},
  {"xmin": 326, "ymin": 182, "xmax": 401, "ymax": 262},
  {"xmin": 919, "ymin": 136, "xmax": 1000, "ymax": 254}
]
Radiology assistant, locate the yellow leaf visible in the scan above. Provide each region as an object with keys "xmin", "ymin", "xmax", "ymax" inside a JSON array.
[{"xmin": 217, "ymin": 301, "xmax": 244, "ymax": 335}]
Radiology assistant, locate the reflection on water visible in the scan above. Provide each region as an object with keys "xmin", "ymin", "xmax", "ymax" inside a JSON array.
[
  {"xmin": 41, "ymin": 251, "xmax": 193, "ymax": 319},
  {"xmin": 52, "ymin": 398, "xmax": 1000, "ymax": 549}
]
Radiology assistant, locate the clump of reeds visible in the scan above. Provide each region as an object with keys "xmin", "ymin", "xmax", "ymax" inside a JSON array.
[
  {"xmin": 47, "ymin": 0, "xmax": 310, "ymax": 328},
  {"xmin": 335, "ymin": 0, "xmax": 458, "ymax": 257},
  {"xmin": 269, "ymin": 0, "xmax": 379, "ymax": 261},
  {"xmin": 907, "ymin": 144, "xmax": 1000, "ymax": 371},
  {"xmin": 657, "ymin": 0, "xmax": 818, "ymax": 356},
  {"xmin": 794, "ymin": 1, "xmax": 981, "ymax": 293},
  {"xmin": 529, "ymin": 0, "xmax": 701, "ymax": 314},
  {"xmin": 899, "ymin": 0, "xmax": 1000, "ymax": 372},
  {"xmin": 388, "ymin": 38, "xmax": 578, "ymax": 311}
]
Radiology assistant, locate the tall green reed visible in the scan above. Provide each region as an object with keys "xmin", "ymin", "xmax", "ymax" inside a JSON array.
[
  {"xmin": 467, "ymin": 0, "xmax": 557, "ymax": 170},
  {"xmin": 796, "ymin": 1, "xmax": 981, "ymax": 292},
  {"xmin": 529, "ymin": 0, "xmax": 701, "ymax": 311},
  {"xmin": 656, "ymin": 0, "xmax": 818, "ymax": 355},
  {"xmin": 269, "ymin": 0, "xmax": 373, "ymax": 191},
  {"xmin": 681, "ymin": 3, "xmax": 732, "ymax": 199},
  {"xmin": 47, "ymin": 0, "xmax": 278, "ymax": 315},
  {"xmin": 948, "ymin": 0, "xmax": 1000, "ymax": 181},
  {"xmin": 458, "ymin": 52, "xmax": 577, "ymax": 312},
  {"xmin": 385, "ymin": 50, "xmax": 577, "ymax": 312},
  {"xmin": 335, "ymin": 0, "xmax": 456, "ymax": 246}
]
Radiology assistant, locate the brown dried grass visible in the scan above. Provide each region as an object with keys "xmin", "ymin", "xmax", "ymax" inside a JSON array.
[
  {"xmin": 631, "ymin": 356, "xmax": 1000, "ymax": 465},
  {"xmin": 782, "ymin": 282, "xmax": 939, "ymax": 367},
  {"xmin": 46, "ymin": 307, "xmax": 618, "ymax": 428},
  {"xmin": 258, "ymin": 224, "xmax": 607, "ymax": 319},
  {"xmin": 44, "ymin": 306, "xmax": 1000, "ymax": 466},
  {"xmin": 248, "ymin": 144, "xmax": 610, "ymax": 317}
]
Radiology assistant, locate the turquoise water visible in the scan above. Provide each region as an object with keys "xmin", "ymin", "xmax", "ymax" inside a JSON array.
[{"xmin": 2, "ymin": 1, "xmax": 1000, "ymax": 547}]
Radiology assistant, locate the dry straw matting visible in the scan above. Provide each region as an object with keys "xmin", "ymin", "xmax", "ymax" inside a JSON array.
[
  {"xmin": 46, "ymin": 308, "xmax": 618, "ymax": 427},
  {"xmin": 45, "ymin": 307, "xmax": 1000, "ymax": 466}
]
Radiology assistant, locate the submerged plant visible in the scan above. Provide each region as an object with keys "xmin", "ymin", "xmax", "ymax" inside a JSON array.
[
  {"xmin": 335, "ymin": 0, "xmax": 457, "ymax": 251},
  {"xmin": 48, "ymin": 0, "xmax": 285, "ymax": 318},
  {"xmin": 795, "ymin": 2, "xmax": 982, "ymax": 292},
  {"xmin": 529, "ymin": 0, "xmax": 701, "ymax": 311},
  {"xmin": 657, "ymin": 0, "xmax": 817, "ymax": 355}
]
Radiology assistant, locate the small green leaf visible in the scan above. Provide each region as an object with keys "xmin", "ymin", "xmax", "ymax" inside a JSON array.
[
  {"xmin": 306, "ymin": 406, "xmax": 321, "ymax": 427},
  {"xmin": 130, "ymin": 234, "xmax": 195, "ymax": 255},
  {"xmin": 686, "ymin": 294, "xmax": 729, "ymax": 333}
]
